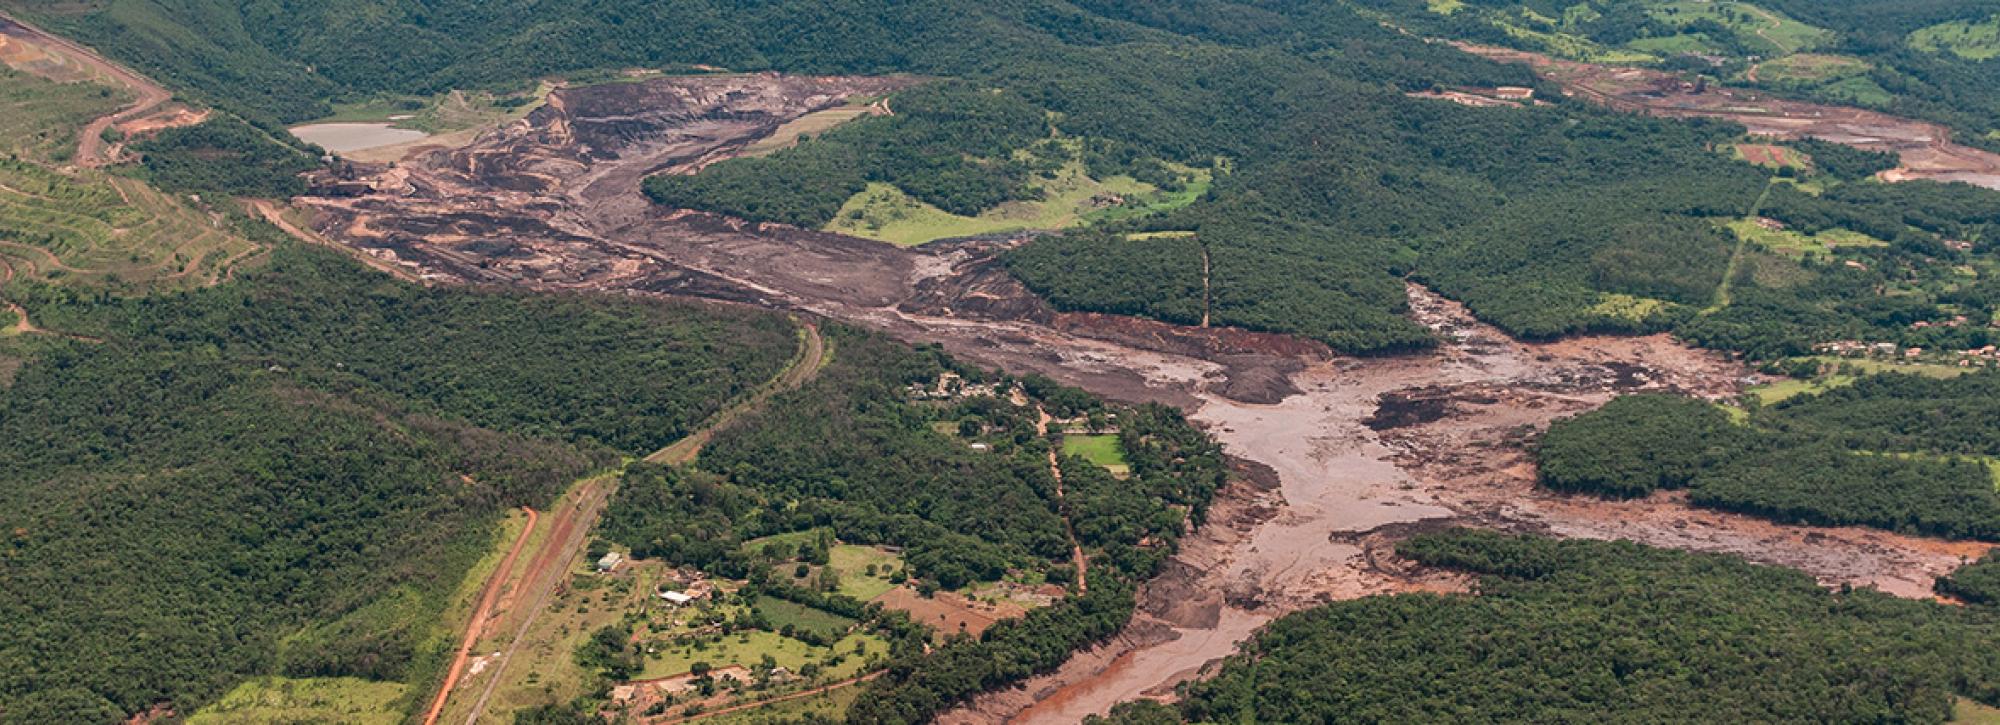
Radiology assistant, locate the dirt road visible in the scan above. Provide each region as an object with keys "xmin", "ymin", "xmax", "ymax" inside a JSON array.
[
  {"xmin": 645, "ymin": 321, "xmax": 826, "ymax": 465},
  {"xmin": 421, "ymin": 507, "xmax": 538, "ymax": 725},
  {"xmin": 0, "ymin": 11, "xmax": 174, "ymax": 166},
  {"xmin": 649, "ymin": 672, "xmax": 884, "ymax": 725},
  {"xmin": 456, "ymin": 320, "xmax": 826, "ymax": 724},
  {"xmin": 248, "ymin": 200, "xmax": 422, "ymax": 283},
  {"xmin": 1038, "ymin": 406, "xmax": 1088, "ymax": 593}
]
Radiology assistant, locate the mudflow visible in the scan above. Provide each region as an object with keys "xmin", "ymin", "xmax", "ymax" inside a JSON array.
[{"xmin": 296, "ymin": 73, "xmax": 1993, "ymax": 723}]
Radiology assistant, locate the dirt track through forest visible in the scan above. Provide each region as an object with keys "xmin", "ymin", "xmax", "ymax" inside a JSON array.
[
  {"xmin": 455, "ymin": 321, "xmax": 826, "ymax": 724},
  {"xmin": 422, "ymin": 506, "xmax": 538, "ymax": 725}
]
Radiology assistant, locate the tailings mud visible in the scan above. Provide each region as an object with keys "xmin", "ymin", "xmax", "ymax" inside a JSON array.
[{"xmin": 294, "ymin": 73, "xmax": 1991, "ymax": 724}]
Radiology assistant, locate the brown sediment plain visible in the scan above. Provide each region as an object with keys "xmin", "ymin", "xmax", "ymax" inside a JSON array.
[
  {"xmin": 1453, "ymin": 43, "xmax": 2000, "ymax": 191},
  {"xmin": 293, "ymin": 73, "xmax": 1991, "ymax": 723}
]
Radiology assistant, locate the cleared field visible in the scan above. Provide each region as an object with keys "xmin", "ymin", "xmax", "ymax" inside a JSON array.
[
  {"xmin": 1732, "ymin": 143, "xmax": 1806, "ymax": 170},
  {"xmin": 872, "ymin": 586, "xmax": 1024, "ymax": 638},
  {"xmin": 742, "ymin": 101, "xmax": 883, "ymax": 158},
  {"xmin": 1750, "ymin": 357, "xmax": 1975, "ymax": 403},
  {"xmin": 635, "ymin": 630, "xmax": 885, "ymax": 682},
  {"xmin": 753, "ymin": 596, "xmax": 856, "ymax": 639},
  {"xmin": 826, "ymin": 545, "xmax": 901, "ymax": 601},
  {"xmin": 1724, "ymin": 218, "xmax": 1886, "ymax": 259},
  {"xmin": 825, "ymin": 155, "xmax": 1207, "ymax": 246},
  {"xmin": 189, "ymin": 677, "xmax": 407, "ymax": 725},
  {"xmin": 1648, "ymin": 1, "xmax": 1830, "ymax": 54},
  {"xmin": 306, "ymin": 85, "xmax": 549, "ymax": 136},
  {"xmin": 1911, "ymin": 15, "xmax": 2000, "ymax": 61},
  {"xmin": 0, "ymin": 65, "xmax": 127, "ymax": 162},
  {"xmin": 702, "ymin": 682, "xmax": 864, "ymax": 724},
  {"xmin": 1062, "ymin": 434, "xmax": 1129, "ymax": 476},
  {"xmin": 1753, "ymin": 53, "xmax": 1870, "ymax": 85},
  {"xmin": 1587, "ymin": 292, "xmax": 1670, "ymax": 323},
  {"xmin": 0, "ymin": 159, "xmax": 263, "ymax": 293}
]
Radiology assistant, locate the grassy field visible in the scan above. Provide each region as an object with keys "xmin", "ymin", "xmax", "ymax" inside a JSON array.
[
  {"xmin": 1062, "ymin": 434, "xmax": 1130, "ymax": 476},
  {"xmin": 826, "ymin": 544, "xmax": 902, "ymax": 601},
  {"xmin": 1724, "ymin": 218, "xmax": 1886, "ymax": 260},
  {"xmin": 0, "ymin": 65, "xmax": 127, "ymax": 162},
  {"xmin": 1498, "ymin": 20, "xmax": 1657, "ymax": 63},
  {"xmin": 1649, "ymin": 1, "xmax": 1830, "ymax": 54},
  {"xmin": 754, "ymin": 596, "xmax": 858, "ymax": 638},
  {"xmin": 824, "ymin": 151, "xmax": 1210, "ymax": 246},
  {"xmin": 189, "ymin": 677, "xmax": 408, "ymax": 725},
  {"xmin": 1956, "ymin": 696, "xmax": 2000, "ymax": 724},
  {"xmin": 1753, "ymin": 54, "xmax": 1871, "ymax": 84},
  {"xmin": 1911, "ymin": 15, "xmax": 2000, "ymax": 61},
  {"xmin": 1750, "ymin": 357, "xmax": 1975, "ymax": 403},
  {"xmin": 742, "ymin": 102, "xmax": 883, "ymax": 158},
  {"xmin": 635, "ymin": 630, "xmax": 885, "ymax": 682},
  {"xmin": 1588, "ymin": 292, "xmax": 1670, "ymax": 323},
  {"xmin": 704, "ymin": 682, "xmax": 865, "ymax": 724}
]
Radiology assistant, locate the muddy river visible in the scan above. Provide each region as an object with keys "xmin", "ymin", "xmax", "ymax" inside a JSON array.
[{"xmin": 289, "ymin": 122, "xmax": 430, "ymax": 153}]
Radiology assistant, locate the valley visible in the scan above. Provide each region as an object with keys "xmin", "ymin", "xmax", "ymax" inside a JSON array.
[{"xmin": 281, "ymin": 65, "xmax": 1998, "ymax": 721}]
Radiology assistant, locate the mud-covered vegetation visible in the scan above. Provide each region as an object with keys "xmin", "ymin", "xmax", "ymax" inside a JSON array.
[
  {"xmin": 1540, "ymin": 376, "xmax": 2000, "ymax": 539},
  {"xmin": 1140, "ymin": 529, "xmax": 2000, "ymax": 724},
  {"xmin": 0, "ymin": 246, "xmax": 798, "ymax": 722}
]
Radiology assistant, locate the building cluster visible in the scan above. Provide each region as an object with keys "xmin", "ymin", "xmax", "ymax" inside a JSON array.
[
  {"xmin": 1815, "ymin": 340, "xmax": 2000, "ymax": 367},
  {"xmin": 907, "ymin": 372, "xmax": 1003, "ymax": 401}
]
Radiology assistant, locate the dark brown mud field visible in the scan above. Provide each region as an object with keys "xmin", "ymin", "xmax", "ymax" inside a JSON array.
[{"xmin": 294, "ymin": 73, "xmax": 1991, "ymax": 723}]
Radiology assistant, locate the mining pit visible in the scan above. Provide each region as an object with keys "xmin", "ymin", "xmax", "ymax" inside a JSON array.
[{"xmin": 294, "ymin": 72, "xmax": 1993, "ymax": 723}]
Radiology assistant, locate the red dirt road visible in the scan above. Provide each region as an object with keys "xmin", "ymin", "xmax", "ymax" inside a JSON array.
[
  {"xmin": 0, "ymin": 11, "xmax": 174, "ymax": 166},
  {"xmin": 422, "ymin": 506, "xmax": 539, "ymax": 725}
]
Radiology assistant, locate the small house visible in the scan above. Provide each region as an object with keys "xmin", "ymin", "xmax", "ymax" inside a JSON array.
[
  {"xmin": 596, "ymin": 551, "xmax": 623, "ymax": 572},
  {"xmin": 659, "ymin": 590, "xmax": 696, "ymax": 606}
]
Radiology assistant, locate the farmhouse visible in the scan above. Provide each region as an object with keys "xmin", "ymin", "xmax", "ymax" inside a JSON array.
[
  {"xmin": 658, "ymin": 590, "xmax": 697, "ymax": 606},
  {"xmin": 596, "ymin": 551, "xmax": 623, "ymax": 572}
]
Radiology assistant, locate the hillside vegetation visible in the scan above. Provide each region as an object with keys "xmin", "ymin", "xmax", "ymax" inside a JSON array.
[
  {"xmin": 1539, "ymin": 374, "xmax": 2000, "ymax": 539},
  {"xmin": 0, "ymin": 247, "xmax": 798, "ymax": 722},
  {"xmin": 1136, "ymin": 529, "xmax": 2000, "ymax": 723}
]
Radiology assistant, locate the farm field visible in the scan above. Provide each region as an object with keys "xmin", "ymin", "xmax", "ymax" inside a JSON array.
[
  {"xmin": 1911, "ymin": 15, "xmax": 2000, "ymax": 61},
  {"xmin": 1063, "ymin": 434, "xmax": 1130, "ymax": 476},
  {"xmin": 1749, "ymin": 357, "xmax": 1975, "ymax": 403}
]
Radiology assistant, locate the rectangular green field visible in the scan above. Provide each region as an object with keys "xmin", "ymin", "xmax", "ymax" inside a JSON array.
[
  {"xmin": 1063, "ymin": 434, "xmax": 1130, "ymax": 475},
  {"xmin": 754, "ymin": 595, "xmax": 857, "ymax": 638}
]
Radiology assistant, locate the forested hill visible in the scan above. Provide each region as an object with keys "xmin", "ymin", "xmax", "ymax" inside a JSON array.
[
  {"xmin": 1124, "ymin": 529, "xmax": 2000, "ymax": 723},
  {"xmin": 0, "ymin": 245, "xmax": 798, "ymax": 722}
]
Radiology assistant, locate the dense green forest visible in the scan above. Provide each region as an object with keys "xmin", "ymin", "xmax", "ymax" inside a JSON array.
[
  {"xmin": 1539, "ymin": 376, "xmax": 2000, "ymax": 539},
  {"xmin": 596, "ymin": 327, "xmax": 1227, "ymax": 723},
  {"xmin": 129, "ymin": 116, "xmax": 320, "ymax": 198},
  {"xmin": 0, "ymin": 245, "xmax": 797, "ymax": 722},
  {"xmin": 1131, "ymin": 529, "xmax": 2000, "ymax": 723}
]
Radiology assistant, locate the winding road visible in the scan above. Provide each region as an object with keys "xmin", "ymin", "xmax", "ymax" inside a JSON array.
[{"xmin": 0, "ymin": 10, "xmax": 174, "ymax": 166}]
